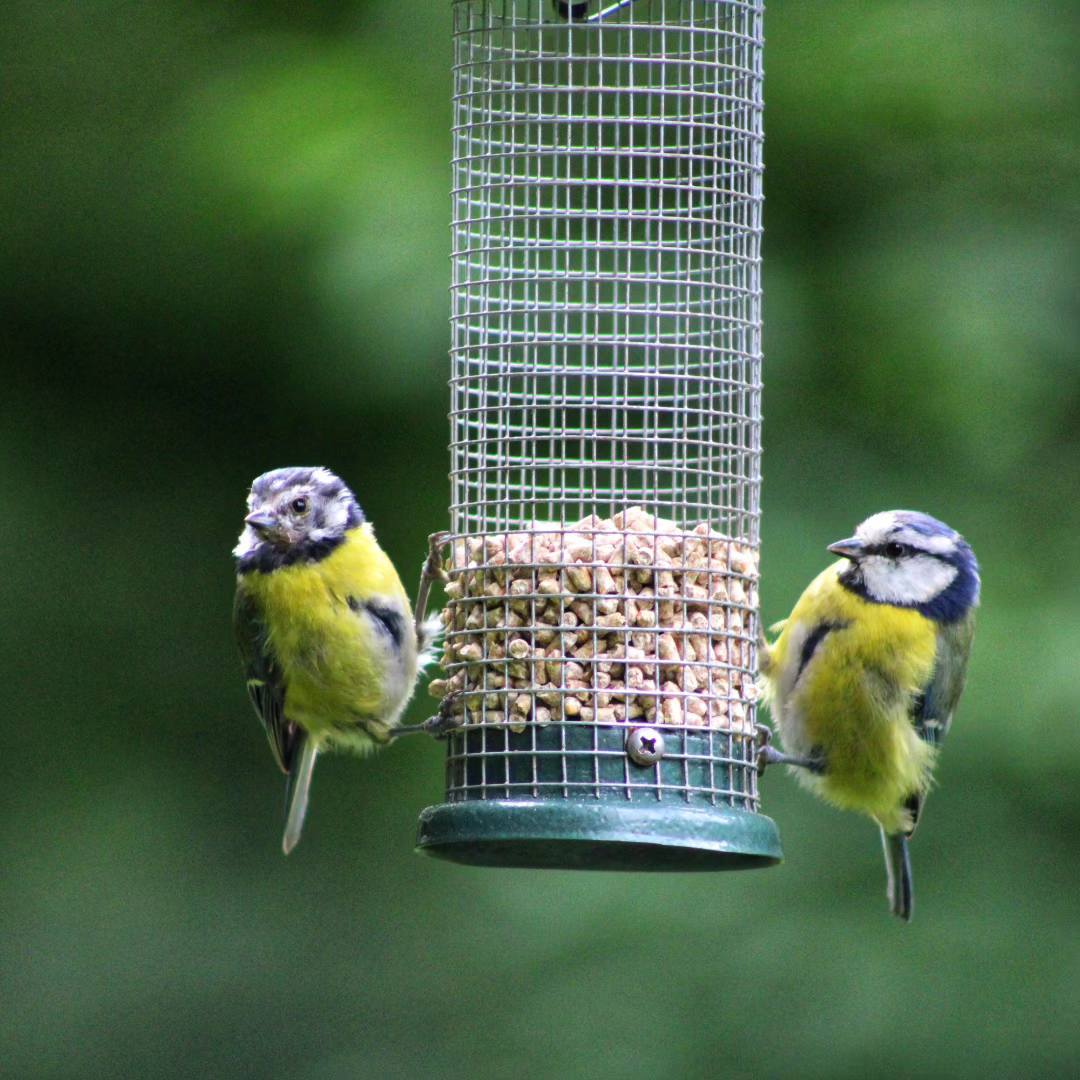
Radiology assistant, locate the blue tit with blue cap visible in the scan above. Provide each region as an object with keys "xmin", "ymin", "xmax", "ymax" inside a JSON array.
[
  {"xmin": 758, "ymin": 510, "xmax": 980, "ymax": 922},
  {"xmin": 233, "ymin": 467, "xmax": 443, "ymax": 854}
]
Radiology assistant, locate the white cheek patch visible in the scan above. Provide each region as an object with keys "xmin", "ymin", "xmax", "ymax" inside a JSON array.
[
  {"xmin": 861, "ymin": 554, "xmax": 957, "ymax": 605},
  {"xmin": 306, "ymin": 491, "xmax": 352, "ymax": 542},
  {"xmin": 233, "ymin": 525, "xmax": 262, "ymax": 558},
  {"xmin": 325, "ymin": 492, "xmax": 351, "ymax": 531}
]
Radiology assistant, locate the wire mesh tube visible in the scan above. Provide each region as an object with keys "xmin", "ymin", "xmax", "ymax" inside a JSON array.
[{"xmin": 417, "ymin": 0, "xmax": 779, "ymax": 869}]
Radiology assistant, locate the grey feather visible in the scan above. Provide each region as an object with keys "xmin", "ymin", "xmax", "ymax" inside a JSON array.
[
  {"xmin": 233, "ymin": 587, "xmax": 296, "ymax": 774},
  {"xmin": 905, "ymin": 610, "xmax": 977, "ymax": 834},
  {"xmin": 914, "ymin": 612, "xmax": 976, "ymax": 747},
  {"xmin": 282, "ymin": 735, "xmax": 318, "ymax": 855},
  {"xmin": 882, "ymin": 828, "xmax": 914, "ymax": 923}
]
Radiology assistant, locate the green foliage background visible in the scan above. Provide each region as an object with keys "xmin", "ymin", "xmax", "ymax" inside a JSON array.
[{"xmin": 3, "ymin": 2, "xmax": 1077, "ymax": 1077}]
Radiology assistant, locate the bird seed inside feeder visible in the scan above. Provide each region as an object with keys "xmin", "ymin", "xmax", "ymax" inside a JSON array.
[{"xmin": 429, "ymin": 507, "xmax": 759, "ymax": 735}]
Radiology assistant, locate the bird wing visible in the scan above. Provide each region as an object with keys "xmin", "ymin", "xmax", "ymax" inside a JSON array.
[
  {"xmin": 233, "ymin": 587, "xmax": 297, "ymax": 774},
  {"xmin": 905, "ymin": 610, "xmax": 976, "ymax": 833},
  {"xmin": 913, "ymin": 611, "xmax": 976, "ymax": 748}
]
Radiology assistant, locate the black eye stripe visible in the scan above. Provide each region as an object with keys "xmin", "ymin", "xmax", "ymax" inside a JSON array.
[{"xmin": 868, "ymin": 541, "xmax": 917, "ymax": 558}]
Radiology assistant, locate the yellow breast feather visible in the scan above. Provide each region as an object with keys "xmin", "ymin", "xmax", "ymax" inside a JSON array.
[
  {"xmin": 765, "ymin": 563, "xmax": 939, "ymax": 831},
  {"xmin": 242, "ymin": 525, "xmax": 416, "ymax": 746}
]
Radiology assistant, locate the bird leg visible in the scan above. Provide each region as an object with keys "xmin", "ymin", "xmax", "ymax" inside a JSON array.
[
  {"xmin": 423, "ymin": 693, "xmax": 465, "ymax": 738},
  {"xmin": 755, "ymin": 723, "xmax": 826, "ymax": 775},
  {"xmin": 413, "ymin": 530, "xmax": 449, "ymax": 644},
  {"xmin": 391, "ymin": 535, "xmax": 460, "ymax": 742},
  {"xmin": 758, "ymin": 746, "xmax": 827, "ymax": 774},
  {"xmin": 388, "ymin": 694, "xmax": 463, "ymax": 741}
]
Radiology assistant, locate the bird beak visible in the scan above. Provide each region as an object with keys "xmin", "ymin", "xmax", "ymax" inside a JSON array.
[
  {"xmin": 244, "ymin": 511, "xmax": 277, "ymax": 533},
  {"xmin": 827, "ymin": 537, "xmax": 864, "ymax": 560}
]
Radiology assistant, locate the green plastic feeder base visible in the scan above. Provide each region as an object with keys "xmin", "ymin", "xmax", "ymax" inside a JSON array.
[{"xmin": 416, "ymin": 799, "xmax": 782, "ymax": 871}]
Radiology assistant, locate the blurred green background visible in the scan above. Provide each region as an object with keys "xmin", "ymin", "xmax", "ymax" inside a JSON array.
[{"xmin": 3, "ymin": 1, "xmax": 1078, "ymax": 1077}]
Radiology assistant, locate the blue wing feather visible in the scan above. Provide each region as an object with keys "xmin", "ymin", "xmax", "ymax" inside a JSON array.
[
  {"xmin": 912, "ymin": 614, "xmax": 976, "ymax": 746},
  {"xmin": 905, "ymin": 612, "xmax": 976, "ymax": 832}
]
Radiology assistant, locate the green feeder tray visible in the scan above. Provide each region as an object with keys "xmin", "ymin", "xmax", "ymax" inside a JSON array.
[{"xmin": 416, "ymin": 722, "xmax": 782, "ymax": 871}]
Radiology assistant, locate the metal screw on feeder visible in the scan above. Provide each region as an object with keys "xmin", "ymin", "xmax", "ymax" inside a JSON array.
[
  {"xmin": 416, "ymin": 0, "xmax": 781, "ymax": 870},
  {"xmin": 626, "ymin": 727, "xmax": 665, "ymax": 767}
]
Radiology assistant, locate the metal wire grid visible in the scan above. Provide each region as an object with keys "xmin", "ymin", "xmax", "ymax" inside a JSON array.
[
  {"xmin": 443, "ymin": 0, "xmax": 765, "ymax": 809},
  {"xmin": 445, "ymin": 724, "xmax": 759, "ymax": 811}
]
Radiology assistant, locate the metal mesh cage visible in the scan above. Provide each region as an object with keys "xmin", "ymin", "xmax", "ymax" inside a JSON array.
[{"xmin": 417, "ymin": 0, "xmax": 779, "ymax": 869}]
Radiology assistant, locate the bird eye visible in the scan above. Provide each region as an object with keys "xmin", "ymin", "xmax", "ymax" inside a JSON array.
[
  {"xmin": 290, "ymin": 497, "xmax": 309, "ymax": 515},
  {"xmin": 884, "ymin": 541, "xmax": 905, "ymax": 559}
]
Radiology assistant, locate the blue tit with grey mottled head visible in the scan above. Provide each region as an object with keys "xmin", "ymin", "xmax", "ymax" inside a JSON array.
[
  {"xmin": 759, "ymin": 510, "xmax": 980, "ymax": 922},
  {"xmin": 233, "ymin": 467, "xmax": 439, "ymax": 853}
]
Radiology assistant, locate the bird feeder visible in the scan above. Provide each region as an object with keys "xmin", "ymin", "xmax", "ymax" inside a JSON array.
[{"xmin": 416, "ymin": 0, "xmax": 780, "ymax": 869}]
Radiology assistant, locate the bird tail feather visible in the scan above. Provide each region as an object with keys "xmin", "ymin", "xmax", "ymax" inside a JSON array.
[
  {"xmin": 881, "ymin": 827, "xmax": 914, "ymax": 923},
  {"xmin": 282, "ymin": 736, "xmax": 319, "ymax": 855}
]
